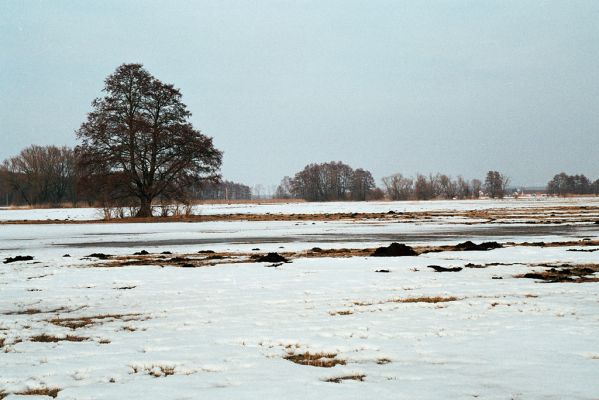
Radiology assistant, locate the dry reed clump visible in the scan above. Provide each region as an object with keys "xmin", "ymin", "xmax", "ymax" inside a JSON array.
[{"xmin": 284, "ymin": 352, "xmax": 346, "ymax": 368}]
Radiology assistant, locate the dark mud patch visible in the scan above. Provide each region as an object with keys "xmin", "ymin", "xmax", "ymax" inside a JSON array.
[
  {"xmin": 86, "ymin": 253, "xmax": 112, "ymax": 260},
  {"xmin": 567, "ymin": 248, "xmax": 599, "ymax": 253},
  {"xmin": 3, "ymin": 255, "xmax": 34, "ymax": 264},
  {"xmin": 427, "ymin": 265, "xmax": 463, "ymax": 272},
  {"xmin": 324, "ymin": 374, "xmax": 366, "ymax": 383},
  {"xmin": 371, "ymin": 243, "xmax": 417, "ymax": 257},
  {"xmin": 464, "ymin": 262, "xmax": 516, "ymax": 269},
  {"xmin": 454, "ymin": 241, "xmax": 503, "ymax": 251},
  {"xmin": 256, "ymin": 252, "xmax": 289, "ymax": 263}
]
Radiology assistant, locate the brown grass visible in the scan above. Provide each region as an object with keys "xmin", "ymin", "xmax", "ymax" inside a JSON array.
[
  {"xmin": 16, "ymin": 387, "xmax": 61, "ymax": 398},
  {"xmin": 48, "ymin": 313, "xmax": 142, "ymax": 329},
  {"xmin": 284, "ymin": 352, "xmax": 346, "ymax": 368},
  {"xmin": 30, "ymin": 334, "xmax": 89, "ymax": 343},
  {"xmin": 515, "ymin": 264, "xmax": 599, "ymax": 283},
  {"xmin": 0, "ymin": 337, "xmax": 4, "ymax": 348},
  {"xmin": 324, "ymin": 374, "xmax": 366, "ymax": 383},
  {"xmin": 393, "ymin": 296, "xmax": 458, "ymax": 304},
  {"xmin": 3, "ymin": 307, "xmax": 69, "ymax": 315},
  {"xmin": 329, "ymin": 310, "xmax": 353, "ymax": 316}
]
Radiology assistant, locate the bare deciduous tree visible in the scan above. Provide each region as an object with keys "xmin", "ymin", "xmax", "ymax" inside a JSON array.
[
  {"xmin": 76, "ymin": 63, "xmax": 222, "ymax": 217},
  {"xmin": 484, "ymin": 171, "xmax": 509, "ymax": 199},
  {"xmin": 2, "ymin": 145, "xmax": 76, "ymax": 206}
]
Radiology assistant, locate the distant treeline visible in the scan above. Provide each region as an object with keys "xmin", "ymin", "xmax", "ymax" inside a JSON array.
[
  {"xmin": 3, "ymin": 145, "xmax": 598, "ymax": 207},
  {"xmin": 275, "ymin": 161, "xmax": 384, "ymax": 201},
  {"xmin": 276, "ymin": 162, "xmax": 511, "ymax": 201},
  {"xmin": 546, "ymin": 173, "xmax": 599, "ymax": 196},
  {"xmin": 0, "ymin": 145, "xmax": 250, "ymax": 207}
]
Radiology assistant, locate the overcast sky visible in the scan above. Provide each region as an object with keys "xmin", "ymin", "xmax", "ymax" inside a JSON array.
[{"xmin": 1, "ymin": 1, "xmax": 598, "ymax": 188}]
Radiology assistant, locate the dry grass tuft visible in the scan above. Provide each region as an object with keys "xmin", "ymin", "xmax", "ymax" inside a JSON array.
[
  {"xmin": 131, "ymin": 364, "xmax": 176, "ymax": 377},
  {"xmin": 376, "ymin": 358, "xmax": 392, "ymax": 364},
  {"xmin": 329, "ymin": 310, "xmax": 353, "ymax": 316},
  {"xmin": 284, "ymin": 352, "xmax": 346, "ymax": 368},
  {"xmin": 16, "ymin": 387, "xmax": 61, "ymax": 398},
  {"xmin": 30, "ymin": 333, "xmax": 89, "ymax": 343},
  {"xmin": 515, "ymin": 264, "xmax": 599, "ymax": 283},
  {"xmin": 391, "ymin": 296, "xmax": 458, "ymax": 304},
  {"xmin": 48, "ymin": 313, "xmax": 142, "ymax": 329},
  {"xmin": 3, "ymin": 307, "xmax": 69, "ymax": 316},
  {"xmin": 324, "ymin": 374, "xmax": 366, "ymax": 383}
]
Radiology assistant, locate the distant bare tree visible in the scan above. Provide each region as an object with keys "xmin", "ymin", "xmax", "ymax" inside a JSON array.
[
  {"xmin": 76, "ymin": 63, "xmax": 222, "ymax": 217},
  {"xmin": 484, "ymin": 171, "xmax": 509, "ymax": 198},
  {"xmin": 437, "ymin": 174, "xmax": 457, "ymax": 199},
  {"xmin": 456, "ymin": 176, "xmax": 471, "ymax": 199},
  {"xmin": 471, "ymin": 179, "xmax": 482, "ymax": 198},
  {"xmin": 382, "ymin": 174, "xmax": 413, "ymax": 200},
  {"xmin": 2, "ymin": 145, "xmax": 76, "ymax": 206},
  {"xmin": 275, "ymin": 176, "xmax": 294, "ymax": 199},
  {"xmin": 350, "ymin": 168, "xmax": 375, "ymax": 201}
]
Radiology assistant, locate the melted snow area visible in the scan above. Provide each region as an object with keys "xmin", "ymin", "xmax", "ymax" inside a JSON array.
[{"xmin": 1, "ymin": 199, "xmax": 598, "ymax": 399}]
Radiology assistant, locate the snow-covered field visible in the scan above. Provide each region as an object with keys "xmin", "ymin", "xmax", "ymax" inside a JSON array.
[
  {"xmin": 1, "ymin": 196, "xmax": 599, "ymax": 222},
  {"xmin": 1, "ymin": 199, "xmax": 598, "ymax": 399}
]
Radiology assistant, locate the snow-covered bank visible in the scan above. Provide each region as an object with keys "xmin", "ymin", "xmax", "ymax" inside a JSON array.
[{"xmin": 1, "ymin": 197, "xmax": 598, "ymax": 222}]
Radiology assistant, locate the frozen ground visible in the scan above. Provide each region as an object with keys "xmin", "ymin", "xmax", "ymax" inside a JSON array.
[{"xmin": 1, "ymin": 200, "xmax": 598, "ymax": 399}]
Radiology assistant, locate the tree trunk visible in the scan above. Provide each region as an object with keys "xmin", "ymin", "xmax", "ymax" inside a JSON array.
[{"xmin": 136, "ymin": 197, "xmax": 153, "ymax": 218}]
